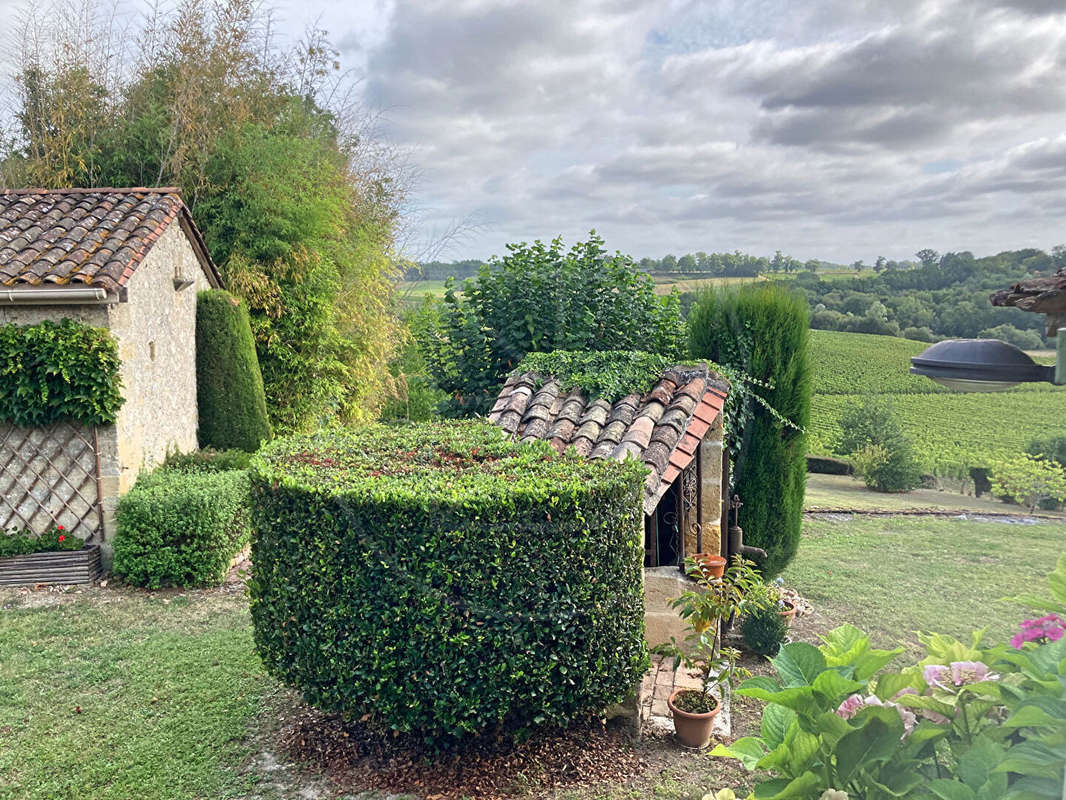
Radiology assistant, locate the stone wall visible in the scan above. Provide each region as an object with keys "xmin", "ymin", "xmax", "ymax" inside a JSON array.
[{"xmin": 105, "ymin": 223, "xmax": 211, "ymax": 501}]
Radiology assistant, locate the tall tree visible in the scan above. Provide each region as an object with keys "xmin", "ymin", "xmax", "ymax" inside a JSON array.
[{"xmin": 2, "ymin": 0, "xmax": 404, "ymax": 431}]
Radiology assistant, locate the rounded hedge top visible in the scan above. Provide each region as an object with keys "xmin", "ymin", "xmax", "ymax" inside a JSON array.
[{"xmin": 254, "ymin": 421, "xmax": 647, "ymax": 501}]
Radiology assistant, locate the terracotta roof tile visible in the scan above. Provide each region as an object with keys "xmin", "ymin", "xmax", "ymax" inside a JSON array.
[
  {"xmin": 492, "ymin": 365, "xmax": 729, "ymax": 515},
  {"xmin": 0, "ymin": 188, "xmax": 220, "ymax": 291}
]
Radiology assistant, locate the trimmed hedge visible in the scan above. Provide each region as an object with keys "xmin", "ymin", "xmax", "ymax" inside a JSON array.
[
  {"xmin": 195, "ymin": 290, "xmax": 271, "ymax": 452},
  {"xmin": 248, "ymin": 422, "xmax": 648, "ymax": 745},
  {"xmin": 688, "ymin": 283, "xmax": 811, "ymax": 577},
  {"xmin": 113, "ymin": 468, "xmax": 251, "ymax": 588},
  {"xmin": 806, "ymin": 455, "xmax": 853, "ymax": 475},
  {"xmin": 0, "ymin": 318, "xmax": 123, "ymax": 426},
  {"xmin": 162, "ymin": 447, "xmax": 254, "ymax": 473}
]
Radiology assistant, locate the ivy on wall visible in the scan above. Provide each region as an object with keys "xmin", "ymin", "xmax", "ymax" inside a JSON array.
[{"xmin": 0, "ymin": 319, "xmax": 124, "ymax": 426}]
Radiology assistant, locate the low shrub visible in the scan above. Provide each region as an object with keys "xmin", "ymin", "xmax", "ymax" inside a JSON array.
[
  {"xmin": 248, "ymin": 422, "xmax": 648, "ymax": 746},
  {"xmin": 805, "ymin": 455, "xmax": 853, "ymax": 475},
  {"xmin": 113, "ymin": 469, "xmax": 251, "ymax": 588},
  {"xmin": 162, "ymin": 448, "xmax": 254, "ymax": 473},
  {"xmin": 989, "ymin": 453, "xmax": 1066, "ymax": 512},
  {"xmin": 740, "ymin": 604, "xmax": 789, "ymax": 657},
  {"xmin": 836, "ymin": 397, "xmax": 923, "ymax": 492}
]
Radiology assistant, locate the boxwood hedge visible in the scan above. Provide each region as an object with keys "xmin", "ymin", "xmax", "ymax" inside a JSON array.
[
  {"xmin": 248, "ymin": 421, "xmax": 648, "ymax": 745},
  {"xmin": 113, "ymin": 468, "xmax": 251, "ymax": 588}
]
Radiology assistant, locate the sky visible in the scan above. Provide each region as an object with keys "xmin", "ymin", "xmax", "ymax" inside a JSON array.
[{"xmin": 3, "ymin": 0, "xmax": 1066, "ymax": 264}]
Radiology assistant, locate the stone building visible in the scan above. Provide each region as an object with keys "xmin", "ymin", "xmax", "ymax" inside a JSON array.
[
  {"xmin": 488, "ymin": 364, "xmax": 730, "ymax": 646},
  {"xmin": 0, "ymin": 188, "xmax": 220, "ymax": 549}
]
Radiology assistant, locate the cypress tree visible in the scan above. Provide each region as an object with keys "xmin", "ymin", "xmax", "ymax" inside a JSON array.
[
  {"xmin": 688, "ymin": 283, "xmax": 811, "ymax": 576},
  {"xmin": 195, "ymin": 290, "xmax": 272, "ymax": 452}
]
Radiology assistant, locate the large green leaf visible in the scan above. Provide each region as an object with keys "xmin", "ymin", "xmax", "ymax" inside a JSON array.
[
  {"xmin": 995, "ymin": 740, "xmax": 1066, "ymax": 779},
  {"xmin": 926, "ymin": 779, "xmax": 976, "ymax": 800},
  {"xmin": 710, "ymin": 737, "xmax": 767, "ymax": 771},
  {"xmin": 820, "ymin": 623, "xmax": 870, "ymax": 664},
  {"xmin": 772, "ymin": 642, "xmax": 828, "ymax": 688},
  {"xmin": 956, "ymin": 734, "xmax": 1005, "ymax": 790},
  {"xmin": 761, "ymin": 703, "xmax": 797, "ymax": 750},
  {"xmin": 811, "ymin": 668, "xmax": 864, "ymax": 703},
  {"xmin": 853, "ymin": 646, "xmax": 905, "ymax": 681},
  {"xmin": 875, "ymin": 670, "xmax": 923, "ymax": 701},
  {"xmin": 752, "ymin": 771, "xmax": 823, "ymax": 800},
  {"xmin": 737, "ymin": 685, "xmax": 820, "ymax": 716},
  {"xmin": 834, "ymin": 715, "xmax": 903, "ymax": 783}
]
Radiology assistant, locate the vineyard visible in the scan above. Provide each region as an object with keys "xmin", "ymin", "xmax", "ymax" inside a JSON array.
[{"xmin": 808, "ymin": 330, "xmax": 1065, "ymax": 471}]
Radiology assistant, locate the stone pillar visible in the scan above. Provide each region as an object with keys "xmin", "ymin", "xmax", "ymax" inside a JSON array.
[{"xmin": 681, "ymin": 420, "xmax": 724, "ymax": 557}]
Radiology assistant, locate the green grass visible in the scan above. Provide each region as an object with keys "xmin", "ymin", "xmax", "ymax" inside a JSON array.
[
  {"xmin": 0, "ymin": 591, "xmax": 271, "ymax": 800},
  {"xmin": 782, "ymin": 515, "xmax": 1061, "ymax": 654}
]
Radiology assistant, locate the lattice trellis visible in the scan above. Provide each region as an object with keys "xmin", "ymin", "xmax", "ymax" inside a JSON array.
[{"xmin": 0, "ymin": 422, "xmax": 102, "ymax": 542}]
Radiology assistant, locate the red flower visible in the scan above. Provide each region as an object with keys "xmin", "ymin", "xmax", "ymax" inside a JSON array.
[
  {"xmin": 58, "ymin": 535, "xmax": 65, "ymax": 542},
  {"xmin": 56, "ymin": 525, "xmax": 64, "ymax": 531}
]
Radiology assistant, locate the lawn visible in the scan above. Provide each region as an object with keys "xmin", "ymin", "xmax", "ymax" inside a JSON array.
[
  {"xmin": 781, "ymin": 514, "xmax": 1061, "ymax": 655},
  {"xmin": 0, "ymin": 588, "xmax": 271, "ymax": 800},
  {"xmin": 804, "ymin": 472, "xmax": 1066, "ymax": 516}
]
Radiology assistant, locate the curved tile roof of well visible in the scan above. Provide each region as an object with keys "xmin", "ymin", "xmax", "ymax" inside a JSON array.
[
  {"xmin": 488, "ymin": 365, "xmax": 729, "ymax": 515},
  {"xmin": 0, "ymin": 187, "xmax": 220, "ymax": 292}
]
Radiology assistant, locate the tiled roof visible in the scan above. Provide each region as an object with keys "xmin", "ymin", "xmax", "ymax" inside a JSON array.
[
  {"xmin": 0, "ymin": 187, "xmax": 220, "ymax": 292},
  {"xmin": 488, "ymin": 365, "xmax": 728, "ymax": 515},
  {"xmin": 990, "ymin": 268, "xmax": 1066, "ymax": 315}
]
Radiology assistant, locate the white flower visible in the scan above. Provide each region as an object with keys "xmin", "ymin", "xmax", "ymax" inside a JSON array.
[{"xmin": 820, "ymin": 791, "xmax": 849, "ymax": 800}]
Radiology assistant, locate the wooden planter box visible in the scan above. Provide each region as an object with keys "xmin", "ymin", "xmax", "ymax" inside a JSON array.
[{"xmin": 0, "ymin": 546, "xmax": 102, "ymax": 587}]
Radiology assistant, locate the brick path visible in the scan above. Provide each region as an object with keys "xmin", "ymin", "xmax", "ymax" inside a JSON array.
[{"xmin": 639, "ymin": 654, "xmax": 731, "ymax": 740}]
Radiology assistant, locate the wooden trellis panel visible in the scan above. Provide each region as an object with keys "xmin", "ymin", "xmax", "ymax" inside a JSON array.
[{"xmin": 0, "ymin": 422, "xmax": 103, "ymax": 542}]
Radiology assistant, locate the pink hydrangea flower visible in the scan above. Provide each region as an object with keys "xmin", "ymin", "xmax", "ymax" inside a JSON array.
[
  {"xmin": 923, "ymin": 664, "xmax": 950, "ymax": 689},
  {"xmin": 1012, "ymin": 615, "xmax": 1066, "ymax": 648},
  {"xmin": 835, "ymin": 693, "xmax": 915, "ymax": 737},
  {"xmin": 836, "ymin": 694, "xmax": 866, "ymax": 720}
]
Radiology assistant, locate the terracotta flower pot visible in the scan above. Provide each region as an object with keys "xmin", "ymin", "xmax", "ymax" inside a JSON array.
[
  {"xmin": 779, "ymin": 600, "xmax": 797, "ymax": 628},
  {"xmin": 668, "ymin": 688, "xmax": 720, "ymax": 749},
  {"xmin": 694, "ymin": 553, "xmax": 727, "ymax": 579}
]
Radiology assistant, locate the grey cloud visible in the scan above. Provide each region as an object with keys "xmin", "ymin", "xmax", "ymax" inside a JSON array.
[{"xmin": 344, "ymin": 0, "xmax": 1066, "ymax": 262}]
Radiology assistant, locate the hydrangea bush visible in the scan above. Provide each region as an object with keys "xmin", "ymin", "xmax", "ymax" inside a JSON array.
[{"xmin": 712, "ymin": 553, "xmax": 1066, "ymax": 799}]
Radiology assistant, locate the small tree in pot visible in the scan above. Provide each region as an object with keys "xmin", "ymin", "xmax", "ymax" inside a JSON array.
[{"xmin": 654, "ymin": 555, "xmax": 770, "ymax": 748}]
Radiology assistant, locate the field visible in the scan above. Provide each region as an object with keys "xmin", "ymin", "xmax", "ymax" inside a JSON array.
[{"xmin": 807, "ymin": 329, "xmax": 1065, "ymax": 470}]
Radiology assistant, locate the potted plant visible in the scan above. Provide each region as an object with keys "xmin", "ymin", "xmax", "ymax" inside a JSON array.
[
  {"xmin": 653, "ymin": 555, "xmax": 769, "ymax": 748},
  {"xmin": 0, "ymin": 525, "xmax": 100, "ymax": 586},
  {"xmin": 693, "ymin": 552, "xmax": 727, "ymax": 579}
]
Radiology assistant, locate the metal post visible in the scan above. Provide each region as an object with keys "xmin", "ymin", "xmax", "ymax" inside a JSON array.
[{"xmin": 1056, "ymin": 328, "xmax": 1066, "ymax": 386}]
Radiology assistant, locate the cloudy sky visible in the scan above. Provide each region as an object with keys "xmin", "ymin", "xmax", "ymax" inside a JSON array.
[{"xmin": 4, "ymin": 0, "xmax": 1066, "ymax": 263}]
